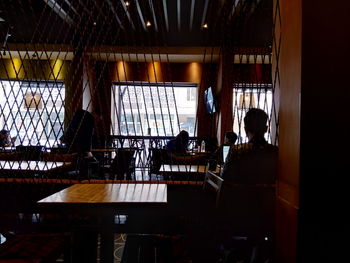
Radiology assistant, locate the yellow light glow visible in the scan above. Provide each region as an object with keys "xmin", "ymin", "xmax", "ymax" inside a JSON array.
[
  {"xmin": 188, "ymin": 62, "xmax": 201, "ymax": 83},
  {"xmin": 148, "ymin": 62, "xmax": 162, "ymax": 82},
  {"xmin": 146, "ymin": 21, "xmax": 152, "ymax": 27},
  {"xmin": 116, "ymin": 61, "xmax": 128, "ymax": 81},
  {"xmin": 9, "ymin": 58, "xmax": 23, "ymax": 79},
  {"xmin": 51, "ymin": 59, "xmax": 63, "ymax": 79}
]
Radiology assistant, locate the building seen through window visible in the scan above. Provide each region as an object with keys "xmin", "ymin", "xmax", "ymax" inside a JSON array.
[
  {"xmin": 0, "ymin": 81, "xmax": 65, "ymax": 147},
  {"xmin": 111, "ymin": 83, "xmax": 198, "ymax": 136},
  {"xmin": 233, "ymin": 84, "xmax": 273, "ymax": 143}
]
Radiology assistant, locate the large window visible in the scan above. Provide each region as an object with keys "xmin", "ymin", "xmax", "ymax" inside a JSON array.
[
  {"xmin": 111, "ymin": 83, "xmax": 198, "ymax": 136},
  {"xmin": 0, "ymin": 80, "xmax": 65, "ymax": 147},
  {"xmin": 232, "ymin": 84, "xmax": 273, "ymax": 143}
]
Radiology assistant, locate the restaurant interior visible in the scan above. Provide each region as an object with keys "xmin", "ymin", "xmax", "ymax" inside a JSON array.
[{"xmin": 0, "ymin": 0, "xmax": 349, "ymax": 262}]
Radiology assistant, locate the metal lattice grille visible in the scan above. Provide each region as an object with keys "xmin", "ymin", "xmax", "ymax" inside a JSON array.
[
  {"xmin": 0, "ymin": 0, "xmax": 277, "ymax": 181},
  {"xmin": 232, "ymin": 83, "xmax": 274, "ymax": 144},
  {"xmin": 112, "ymin": 83, "xmax": 197, "ymax": 137},
  {"xmin": 0, "ymin": 80, "xmax": 65, "ymax": 147}
]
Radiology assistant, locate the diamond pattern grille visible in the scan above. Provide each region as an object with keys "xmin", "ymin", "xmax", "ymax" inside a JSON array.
[
  {"xmin": 232, "ymin": 83, "xmax": 274, "ymax": 144},
  {"xmin": 0, "ymin": 80, "xmax": 65, "ymax": 147},
  {"xmin": 0, "ymin": 0, "xmax": 278, "ymax": 178}
]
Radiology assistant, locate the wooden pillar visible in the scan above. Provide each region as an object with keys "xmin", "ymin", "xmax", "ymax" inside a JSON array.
[
  {"xmin": 197, "ymin": 63, "xmax": 218, "ymax": 138},
  {"xmin": 275, "ymin": 0, "xmax": 350, "ymax": 262},
  {"xmin": 217, "ymin": 48, "xmax": 234, "ymax": 144},
  {"xmin": 94, "ymin": 62, "xmax": 113, "ymax": 138},
  {"xmin": 64, "ymin": 50, "xmax": 84, "ymax": 127},
  {"xmin": 273, "ymin": 0, "xmax": 300, "ymax": 262}
]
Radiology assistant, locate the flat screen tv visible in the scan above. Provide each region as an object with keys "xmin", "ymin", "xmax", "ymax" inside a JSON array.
[{"xmin": 204, "ymin": 87, "xmax": 216, "ymax": 114}]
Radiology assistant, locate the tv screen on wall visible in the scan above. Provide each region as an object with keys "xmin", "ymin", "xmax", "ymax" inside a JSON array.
[{"xmin": 204, "ymin": 87, "xmax": 216, "ymax": 114}]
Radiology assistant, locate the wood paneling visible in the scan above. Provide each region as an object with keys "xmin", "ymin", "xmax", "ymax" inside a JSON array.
[
  {"xmin": 0, "ymin": 59, "xmax": 69, "ymax": 80},
  {"xmin": 276, "ymin": 199, "xmax": 297, "ymax": 263},
  {"xmin": 38, "ymin": 183, "xmax": 167, "ymax": 204},
  {"xmin": 273, "ymin": 0, "xmax": 301, "ymax": 262}
]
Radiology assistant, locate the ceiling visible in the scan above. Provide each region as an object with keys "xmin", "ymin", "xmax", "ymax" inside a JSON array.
[{"xmin": 0, "ymin": 0, "xmax": 272, "ymax": 50}]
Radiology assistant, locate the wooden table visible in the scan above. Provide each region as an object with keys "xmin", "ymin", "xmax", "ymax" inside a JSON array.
[
  {"xmin": 38, "ymin": 183, "xmax": 167, "ymax": 263},
  {"xmin": 38, "ymin": 183, "xmax": 167, "ymax": 205},
  {"xmin": 0, "ymin": 160, "xmax": 71, "ymax": 177},
  {"xmin": 159, "ymin": 164, "xmax": 221, "ymax": 181}
]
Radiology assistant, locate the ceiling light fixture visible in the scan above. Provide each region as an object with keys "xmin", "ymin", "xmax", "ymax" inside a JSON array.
[{"xmin": 146, "ymin": 21, "xmax": 152, "ymax": 27}]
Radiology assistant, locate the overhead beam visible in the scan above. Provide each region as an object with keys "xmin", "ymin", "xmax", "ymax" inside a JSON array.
[
  {"xmin": 148, "ymin": 0, "xmax": 158, "ymax": 32},
  {"xmin": 189, "ymin": 0, "xmax": 195, "ymax": 31},
  {"xmin": 162, "ymin": 0, "xmax": 169, "ymax": 31},
  {"xmin": 120, "ymin": 0, "xmax": 135, "ymax": 30},
  {"xmin": 63, "ymin": 0, "xmax": 79, "ymax": 17},
  {"xmin": 105, "ymin": 0, "xmax": 124, "ymax": 29},
  {"xmin": 200, "ymin": 0, "xmax": 210, "ymax": 28},
  {"xmin": 230, "ymin": 0, "xmax": 243, "ymax": 19},
  {"xmin": 177, "ymin": 0, "xmax": 181, "ymax": 31},
  {"xmin": 135, "ymin": 0, "xmax": 146, "ymax": 31},
  {"xmin": 43, "ymin": 0, "xmax": 74, "ymax": 25}
]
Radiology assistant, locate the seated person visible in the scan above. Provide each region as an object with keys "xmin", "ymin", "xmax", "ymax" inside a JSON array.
[
  {"xmin": 166, "ymin": 130, "xmax": 189, "ymax": 155},
  {"xmin": 0, "ymin": 129, "xmax": 16, "ymax": 147},
  {"xmin": 166, "ymin": 130, "xmax": 207, "ymax": 165},
  {"xmin": 60, "ymin": 109, "xmax": 100, "ymax": 160},
  {"xmin": 213, "ymin": 131, "xmax": 238, "ymax": 164},
  {"xmin": 222, "ymin": 108, "xmax": 278, "ymax": 184}
]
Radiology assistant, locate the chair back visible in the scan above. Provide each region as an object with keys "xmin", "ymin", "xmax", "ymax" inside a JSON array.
[
  {"xmin": 148, "ymin": 148, "xmax": 169, "ymax": 174},
  {"xmin": 203, "ymin": 169, "xmax": 224, "ymax": 207},
  {"xmin": 111, "ymin": 148, "xmax": 136, "ymax": 180},
  {"xmin": 41, "ymin": 152, "xmax": 78, "ymax": 163},
  {"xmin": 16, "ymin": 145, "xmax": 46, "ymax": 161}
]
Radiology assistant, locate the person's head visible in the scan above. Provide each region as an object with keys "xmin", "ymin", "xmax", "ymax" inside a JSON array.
[
  {"xmin": 224, "ymin": 131, "xmax": 238, "ymax": 145},
  {"xmin": 0, "ymin": 129, "xmax": 10, "ymax": 139},
  {"xmin": 177, "ymin": 130, "xmax": 189, "ymax": 146},
  {"xmin": 244, "ymin": 108, "xmax": 268, "ymax": 139}
]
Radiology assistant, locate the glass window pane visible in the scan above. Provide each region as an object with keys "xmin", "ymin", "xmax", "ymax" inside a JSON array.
[
  {"xmin": 232, "ymin": 84, "xmax": 273, "ymax": 143},
  {"xmin": 111, "ymin": 83, "xmax": 197, "ymax": 136},
  {"xmin": 0, "ymin": 80, "xmax": 65, "ymax": 147}
]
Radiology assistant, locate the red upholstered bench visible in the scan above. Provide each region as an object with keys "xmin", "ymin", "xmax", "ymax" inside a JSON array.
[{"xmin": 0, "ymin": 233, "xmax": 69, "ymax": 263}]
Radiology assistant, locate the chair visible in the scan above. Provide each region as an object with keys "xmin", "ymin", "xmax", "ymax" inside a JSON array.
[
  {"xmin": 41, "ymin": 152, "xmax": 80, "ymax": 178},
  {"xmin": 16, "ymin": 145, "xmax": 46, "ymax": 161},
  {"xmin": 148, "ymin": 148, "xmax": 169, "ymax": 175},
  {"xmin": 111, "ymin": 148, "xmax": 136, "ymax": 180},
  {"xmin": 203, "ymin": 168, "xmax": 224, "ymax": 207}
]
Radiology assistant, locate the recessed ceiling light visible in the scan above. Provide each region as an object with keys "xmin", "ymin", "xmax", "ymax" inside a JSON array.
[
  {"xmin": 125, "ymin": 1, "xmax": 130, "ymax": 7},
  {"xmin": 93, "ymin": 22, "xmax": 97, "ymax": 26},
  {"xmin": 146, "ymin": 21, "xmax": 152, "ymax": 27},
  {"xmin": 203, "ymin": 23, "xmax": 208, "ymax": 29}
]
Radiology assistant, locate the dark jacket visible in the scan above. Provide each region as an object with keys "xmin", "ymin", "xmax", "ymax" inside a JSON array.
[{"xmin": 61, "ymin": 110, "xmax": 95, "ymax": 153}]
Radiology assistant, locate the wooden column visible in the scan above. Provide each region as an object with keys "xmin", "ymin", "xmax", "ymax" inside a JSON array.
[
  {"xmin": 94, "ymin": 62, "xmax": 113, "ymax": 138},
  {"xmin": 273, "ymin": 0, "xmax": 300, "ymax": 262},
  {"xmin": 64, "ymin": 50, "xmax": 84, "ymax": 127},
  {"xmin": 217, "ymin": 48, "xmax": 234, "ymax": 144},
  {"xmin": 275, "ymin": 0, "xmax": 350, "ymax": 262}
]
